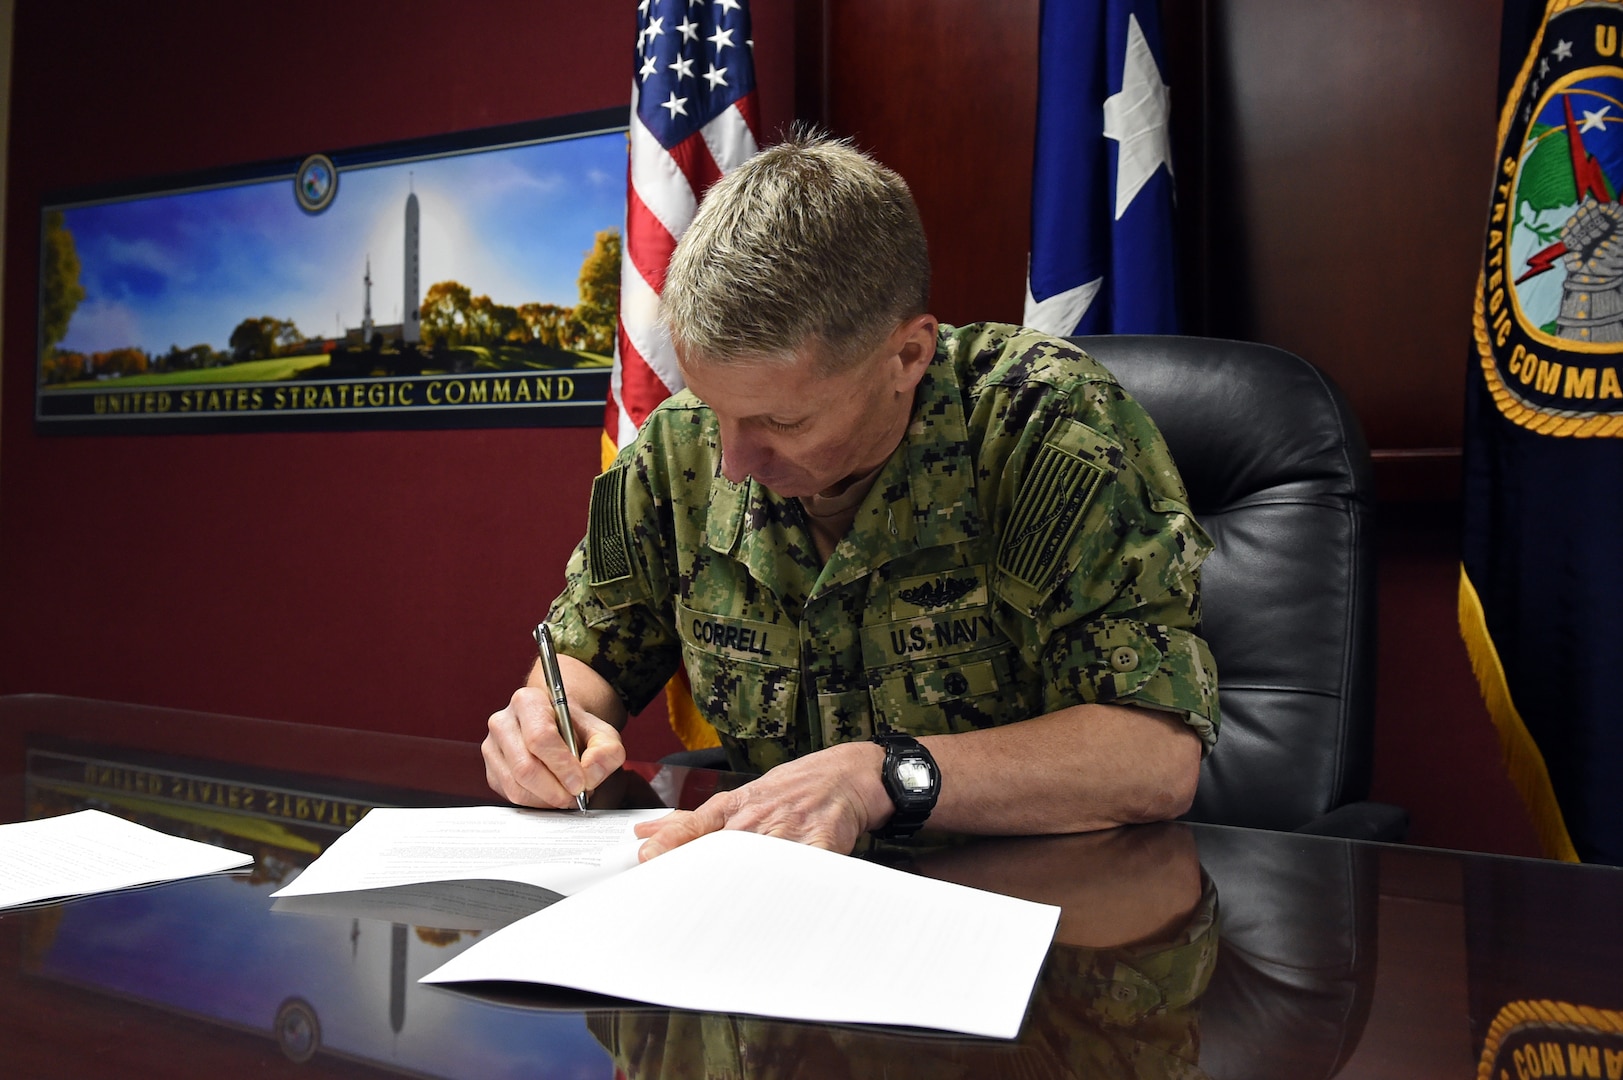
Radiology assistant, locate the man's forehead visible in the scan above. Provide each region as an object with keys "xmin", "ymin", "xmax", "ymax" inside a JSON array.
[
  {"xmin": 681, "ymin": 349, "xmax": 878, "ymax": 418},
  {"xmin": 674, "ymin": 337, "xmax": 820, "ymax": 372}
]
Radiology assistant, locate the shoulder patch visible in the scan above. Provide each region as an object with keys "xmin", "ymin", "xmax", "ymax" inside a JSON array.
[
  {"xmin": 587, "ymin": 467, "xmax": 632, "ymax": 586},
  {"xmin": 998, "ymin": 441, "xmax": 1105, "ymax": 593}
]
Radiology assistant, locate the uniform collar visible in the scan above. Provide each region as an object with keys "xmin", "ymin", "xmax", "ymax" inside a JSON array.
[{"xmin": 703, "ymin": 334, "xmax": 983, "ymax": 600}]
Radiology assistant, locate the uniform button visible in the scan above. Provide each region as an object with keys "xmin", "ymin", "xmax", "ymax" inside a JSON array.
[
  {"xmin": 944, "ymin": 672, "xmax": 969, "ymax": 695},
  {"xmin": 1110, "ymin": 646, "xmax": 1139, "ymax": 672}
]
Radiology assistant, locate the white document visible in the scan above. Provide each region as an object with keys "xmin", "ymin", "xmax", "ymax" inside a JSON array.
[
  {"xmin": 270, "ymin": 805, "xmax": 669, "ymax": 900},
  {"xmin": 421, "ymin": 829, "xmax": 1061, "ymax": 1040},
  {"xmin": 0, "ymin": 809, "xmax": 252, "ymax": 909}
]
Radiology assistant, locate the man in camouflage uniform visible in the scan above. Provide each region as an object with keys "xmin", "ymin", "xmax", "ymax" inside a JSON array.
[{"xmin": 483, "ymin": 134, "xmax": 1218, "ymax": 857}]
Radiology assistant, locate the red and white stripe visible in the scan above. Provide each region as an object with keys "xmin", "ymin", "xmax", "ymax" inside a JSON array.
[{"xmin": 606, "ymin": 79, "xmax": 760, "ymax": 454}]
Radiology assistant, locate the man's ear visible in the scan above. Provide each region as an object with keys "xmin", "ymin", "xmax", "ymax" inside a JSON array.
[{"xmin": 892, "ymin": 314, "xmax": 938, "ymax": 393}]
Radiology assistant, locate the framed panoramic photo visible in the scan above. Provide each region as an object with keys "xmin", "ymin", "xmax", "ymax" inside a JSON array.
[{"xmin": 35, "ymin": 107, "xmax": 627, "ymax": 434}]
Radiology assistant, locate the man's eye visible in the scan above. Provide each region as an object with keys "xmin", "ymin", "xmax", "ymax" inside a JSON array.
[{"xmin": 763, "ymin": 417, "xmax": 805, "ymax": 433}]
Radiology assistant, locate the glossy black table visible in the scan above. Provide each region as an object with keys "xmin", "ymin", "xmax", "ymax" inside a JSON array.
[{"xmin": 2, "ymin": 694, "xmax": 1620, "ymax": 1079}]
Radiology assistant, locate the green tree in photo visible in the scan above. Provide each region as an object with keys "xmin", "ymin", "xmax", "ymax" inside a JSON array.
[
  {"xmin": 41, "ymin": 210, "xmax": 86, "ymax": 356},
  {"xmin": 575, "ymin": 228, "xmax": 620, "ymax": 354},
  {"xmin": 161, "ymin": 343, "xmax": 228, "ymax": 372},
  {"xmin": 229, "ymin": 316, "xmax": 302, "ymax": 362}
]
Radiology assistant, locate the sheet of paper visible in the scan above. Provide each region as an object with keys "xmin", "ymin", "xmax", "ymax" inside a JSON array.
[
  {"xmin": 0, "ymin": 809, "xmax": 252, "ymax": 910},
  {"xmin": 270, "ymin": 805, "xmax": 669, "ymax": 899},
  {"xmin": 421, "ymin": 829, "xmax": 1061, "ymax": 1040}
]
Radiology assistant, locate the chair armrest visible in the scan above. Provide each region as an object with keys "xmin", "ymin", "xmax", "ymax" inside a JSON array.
[{"xmin": 1293, "ymin": 801, "xmax": 1409, "ymax": 842}]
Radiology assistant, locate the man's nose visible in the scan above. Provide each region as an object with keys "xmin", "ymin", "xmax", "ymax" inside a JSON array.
[{"xmin": 718, "ymin": 424, "xmax": 764, "ymax": 483}]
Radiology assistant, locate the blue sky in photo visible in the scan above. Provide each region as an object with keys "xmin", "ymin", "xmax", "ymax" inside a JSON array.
[{"xmin": 56, "ymin": 130, "xmax": 627, "ymax": 355}]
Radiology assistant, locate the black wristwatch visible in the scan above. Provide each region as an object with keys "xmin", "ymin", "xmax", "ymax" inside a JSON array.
[{"xmin": 870, "ymin": 735, "xmax": 940, "ymax": 840}]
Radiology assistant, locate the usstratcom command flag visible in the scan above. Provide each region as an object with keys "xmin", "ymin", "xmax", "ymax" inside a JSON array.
[
  {"xmin": 1024, "ymin": 0, "xmax": 1178, "ymax": 335},
  {"xmin": 611, "ymin": 0, "xmax": 760, "ymax": 749},
  {"xmin": 609, "ymin": 0, "xmax": 759, "ymax": 461},
  {"xmin": 1462, "ymin": 0, "xmax": 1623, "ymax": 864}
]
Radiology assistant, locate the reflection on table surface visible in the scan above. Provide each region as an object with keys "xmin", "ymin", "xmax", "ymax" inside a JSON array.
[{"xmin": 3, "ymin": 694, "xmax": 1622, "ymax": 1079}]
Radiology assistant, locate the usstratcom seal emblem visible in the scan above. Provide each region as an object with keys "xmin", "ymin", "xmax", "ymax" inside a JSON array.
[
  {"xmin": 1476, "ymin": 999, "xmax": 1623, "ymax": 1079},
  {"xmin": 1477, "ymin": 0, "xmax": 1623, "ymax": 435},
  {"xmin": 293, "ymin": 153, "xmax": 338, "ymax": 215}
]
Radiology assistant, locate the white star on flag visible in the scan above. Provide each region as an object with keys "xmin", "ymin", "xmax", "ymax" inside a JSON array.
[
  {"xmin": 661, "ymin": 91, "xmax": 688, "ymax": 117},
  {"xmin": 1023, "ymin": 270, "xmax": 1103, "ymax": 338},
  {"xmin": 1102, "ymin": 12, "xmax": 1172, "ymax": 221}
]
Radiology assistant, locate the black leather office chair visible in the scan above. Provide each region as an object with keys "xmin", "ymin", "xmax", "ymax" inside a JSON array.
[{"xmin": 1072, "ymin": 335, "xmax": 1406, "ymax": 840}]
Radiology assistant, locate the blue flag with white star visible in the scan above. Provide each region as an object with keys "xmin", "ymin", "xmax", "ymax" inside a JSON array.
[{"xmin": 1024, "ymin": 0, "xmax": 1178, "ymax": 335}]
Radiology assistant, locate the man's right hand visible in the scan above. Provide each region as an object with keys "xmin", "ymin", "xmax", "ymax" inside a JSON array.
[{"xmin": 483, "ymin": 677, "xmax": 627, "ymax": 808}]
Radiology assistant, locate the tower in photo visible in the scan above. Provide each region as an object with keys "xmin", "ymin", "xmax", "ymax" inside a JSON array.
[
  {"xmin": 362, "ymin": 257, "xmax": 374, "ymax": 345},
  {"xmin": 403, "ymin": 191, "xmax": 421, "ymax": 344}
]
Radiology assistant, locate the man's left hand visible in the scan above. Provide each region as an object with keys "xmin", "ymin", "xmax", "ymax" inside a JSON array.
[{"xmin": 633, "ymin": 740, "xmax": 893, "ymax": 859}]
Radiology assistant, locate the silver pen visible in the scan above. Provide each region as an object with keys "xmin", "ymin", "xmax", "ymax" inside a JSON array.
[{"xmin": 534, "ymin": 622, "xmax": 590, "ymax": 811}]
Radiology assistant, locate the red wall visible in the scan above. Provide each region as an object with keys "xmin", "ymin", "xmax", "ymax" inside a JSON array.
[{"xmin": 0, "ymin": 1, "xmax": 795, "ymax": 758}]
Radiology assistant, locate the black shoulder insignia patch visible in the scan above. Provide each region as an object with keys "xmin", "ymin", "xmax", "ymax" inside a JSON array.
[
  {"xmin": 998, "ymin": 442, "xmax": 1104, "ymax": 592},
  {"xmin": 587, "ymin": 467, "xmax": 632, "ymax": 586}
]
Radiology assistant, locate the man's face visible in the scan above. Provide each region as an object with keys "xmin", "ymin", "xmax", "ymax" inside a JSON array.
[{"xmin": 677, "ymin": 317, "xmax": 937, "ymax": 499}]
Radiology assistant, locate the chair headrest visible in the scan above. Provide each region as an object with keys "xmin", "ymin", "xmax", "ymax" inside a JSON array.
[{"xmin": 1069, "ymin": 335, "xmax": 1372, "ymax": 512}]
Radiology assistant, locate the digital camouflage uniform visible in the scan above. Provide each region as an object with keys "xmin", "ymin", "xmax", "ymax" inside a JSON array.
[
  {"xmin": 583, "ymin": 873, "xmax": 1221, "ymax": 1079},
  {"xmin": 550, "ymin": 323, "xmax": 1219, "ymax": 771}
]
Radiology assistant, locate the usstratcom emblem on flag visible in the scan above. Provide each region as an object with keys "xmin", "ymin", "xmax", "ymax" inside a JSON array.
[{"xmin": 1476, "ymin": 1, "xmax": 1623, "ymax": 435}]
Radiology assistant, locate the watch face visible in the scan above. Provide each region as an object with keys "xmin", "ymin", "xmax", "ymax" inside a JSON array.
[{"xmin": 895, "ymin": 756, "xmax": 935, "ymax": 793}]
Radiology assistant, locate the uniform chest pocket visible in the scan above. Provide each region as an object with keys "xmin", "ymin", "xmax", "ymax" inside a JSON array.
[
  {"xmin": 861, "ymin": 607, "xmax": 1027, "ymax": 735},
  {"xmin": 868, "ymin": 648, "xmax": 1023, "ymax": 736},
  {"xmin": 676, "ymin": 601, "xmax": 800, "ymax": 741}
]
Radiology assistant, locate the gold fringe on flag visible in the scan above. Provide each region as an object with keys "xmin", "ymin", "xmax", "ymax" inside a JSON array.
[
  {"xmin": 601, "ymin": 431, "xmax": 720, "ymax": 751},
  {"xmin": 1457, "ymin": 567, "xmax": 1581, "ymax": 862},
  {"xmin": 667, "ymin": 670, "xmax": 721, "ymax": 751}
]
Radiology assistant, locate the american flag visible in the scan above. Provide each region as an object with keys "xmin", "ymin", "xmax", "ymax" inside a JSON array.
[{"xmin": 607, "ymin": 0, "xmax": 761, "ymax": 459}]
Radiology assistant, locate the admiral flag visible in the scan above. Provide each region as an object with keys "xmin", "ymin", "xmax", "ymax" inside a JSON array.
[
  {"xmin": 1460, "ymin": 0, "xmax": 1623, "ymax": 864},
  {"xmin": 1024, "ymin": 0, "xmax": 1178, "ymax": 336}
]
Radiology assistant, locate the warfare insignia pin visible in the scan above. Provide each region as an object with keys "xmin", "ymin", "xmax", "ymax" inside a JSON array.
[
  {"xmin": 1476, "ymin": 5, "xmax": 1623, "ymax": 435},
  {"xmin": 897, "ymin": 576, "xmax": 976, "ymax": 610}
]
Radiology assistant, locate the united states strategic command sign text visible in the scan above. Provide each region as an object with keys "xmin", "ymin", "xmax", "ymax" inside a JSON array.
[{"xmin": 35, "ymin": 369, "xmax": 609, "ymax": 434}]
